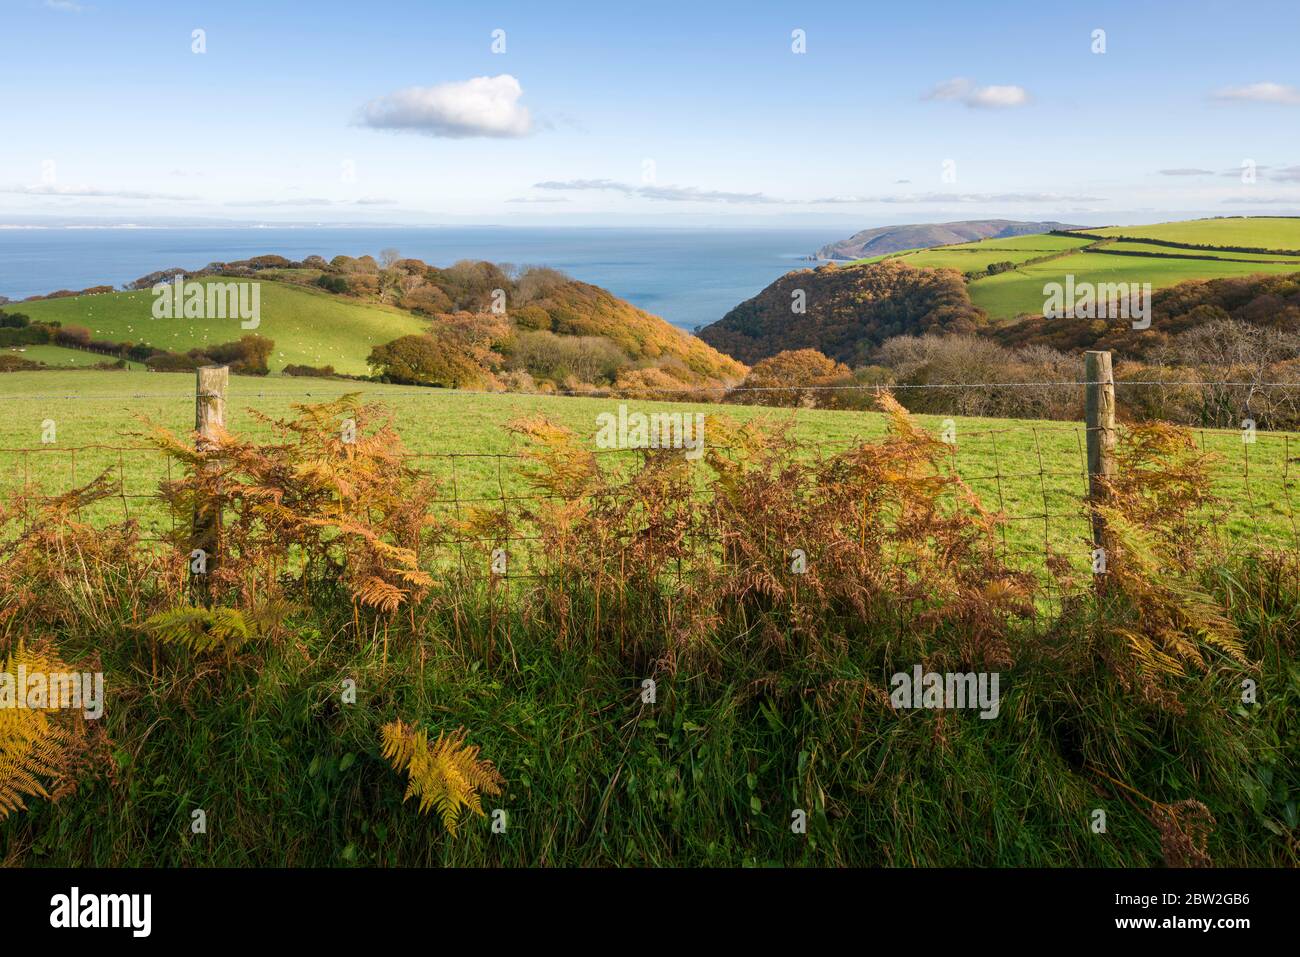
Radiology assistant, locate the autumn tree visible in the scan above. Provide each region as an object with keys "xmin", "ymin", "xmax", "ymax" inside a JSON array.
[
  {"xmin": 367, "ymin": 332, "xmax": 484, "ymax": 388},
  {"xmin": 734, "ymin": 348, "xmax": 849, "ymax": 407}
]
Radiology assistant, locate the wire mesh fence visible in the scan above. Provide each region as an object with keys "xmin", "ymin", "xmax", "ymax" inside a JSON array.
[{"xmin": 0, "ymin": 377, "xmax": 1296, "ymax": 610}]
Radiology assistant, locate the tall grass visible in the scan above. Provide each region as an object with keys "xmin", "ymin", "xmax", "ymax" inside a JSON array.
[{"xmin": 1, "ymin": 394, "xmax": 1295, "ymax": 866}]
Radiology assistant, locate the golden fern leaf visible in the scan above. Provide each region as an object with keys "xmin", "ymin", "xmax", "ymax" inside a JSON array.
[
  {"xmin": 142, "ymin": 604, "xmax": 263, "ymax": 656},
  {"xmin": 507, "ymin": 416, "xmax": 598, "ymax": 499},
  {"xmin": 244, "ymin": 599, "xmax": 296, "ymax": 638},
  {"xmin": 1095, "ymin": 491, "xmax": 1244, "ymax": 683},
  {"xmin": 355, "ymin": 577, "xmax": 404, "ymax": 613},
  {"xmin": 876, "ymin": 391, "xmax": 939, "ymax": 451},
  {"xmin": 0, "ymin": 644, "xmax": 73, "ymax": 819},
  {"xmin": 380, "ymin": 720, "xmax": 504, "ymax": 836}
]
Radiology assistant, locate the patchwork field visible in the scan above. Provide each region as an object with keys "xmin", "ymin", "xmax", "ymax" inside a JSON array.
[
  {"xmin": 850, "ymin": 218, "xmax": 1300, "ymax": 320},
  {"xmin": 968, "ymin": 250, "xmax": 1300, "ymax": 320},
  {"xmin": 1088, "ymin": 216, "xmax": 1300, "ymax": 249},
  {"xmin": 855, "ymin": 233, "xmax": 1091, "ymax": 270},
  {"xmin": 1102, "ymin": 240, "xmax": 1300, "ymax": 263}
]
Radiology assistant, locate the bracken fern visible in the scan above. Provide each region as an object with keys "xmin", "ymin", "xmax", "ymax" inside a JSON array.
[
  {"xmin": 380, "ymin": 720, "xmax": 503, "ymax": 836},
  {"xmin": 0, "ymin": 644, "xmax": 74, "ymax": 819},
  {"xmin": 1092, "ymin": 422, "xmax": 1247, "ymax": 709},
  {"xmin": 141, "ymin": 600, "xmax": 293, "ymax": 661}
]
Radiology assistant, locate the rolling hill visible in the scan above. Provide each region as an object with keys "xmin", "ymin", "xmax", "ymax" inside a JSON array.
[
  {"xmin": 15, "ymin": 280, "xmax": 429, "ymax": 376},
  {"xmin": 1086, "ymin": 216, "xmax": 1300, "ymax": 250},
  {"xmin": 699, "ymin": 216, "xmax": 1300, "ymax": 364},
  {"xmin": 7, "ymin": 257, "xmax": 748, "ymax": 390},
  {"xmin": 868, "ymin": 216, "xmax": 1300, "ymax": 321},
  {"xmin": 698, "ymin": 258, "xmax": 985, "ymax": 364},
  {"xmin": 815, "ymin": 219, "xmax": 1078, "ymax": 261}
]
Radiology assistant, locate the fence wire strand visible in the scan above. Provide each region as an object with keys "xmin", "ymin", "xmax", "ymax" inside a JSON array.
[{"xmin": 1, "ymin": 423, "xmax": 1295, "ymax": 595}]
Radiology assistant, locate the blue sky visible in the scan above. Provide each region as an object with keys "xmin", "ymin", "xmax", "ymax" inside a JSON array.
[{"xmin": 2, "ymin": 0, "xmax": 1298, "ymax": 227}]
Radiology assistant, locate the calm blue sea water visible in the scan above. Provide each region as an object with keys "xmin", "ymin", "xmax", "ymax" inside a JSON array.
[{"xmin": 0, "ymin": 227, "xmax": 840, "ymax": 330}]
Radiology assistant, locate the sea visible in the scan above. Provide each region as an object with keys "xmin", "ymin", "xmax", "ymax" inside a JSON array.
[{"xmin": 0, "ymin": 226, "xmax": 842, "ymax": 331}]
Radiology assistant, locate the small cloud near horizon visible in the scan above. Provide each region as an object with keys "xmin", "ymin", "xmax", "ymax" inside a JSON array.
[
  {"xmin": 811, "ymin": 191, "xmax": 1102, "ymax": 204},
  {"xmin": 1211, "ymin": 82, "xmax": 1300, "ymax": 105},
  {"xmin": 535, "ymin": 179, "xmax": 786, "ymax": 204},
  {"xmin": 223, "ymin": 197, "xmax": 399, "ymax": 207},
  {"xmin": 1223, "ymin": 195, "xmax": 1300, "ymax": 204},
  {"xmin": 1211, "ymin": 164, "xmax": 1300, "ymax": 180},
  {"xmin": 3, "ymin": 183, "xmax": 195, "ymax": 200},
  {"xmin": 537, "ymin": 181, "xmax": 1101, "ymax": 206}
]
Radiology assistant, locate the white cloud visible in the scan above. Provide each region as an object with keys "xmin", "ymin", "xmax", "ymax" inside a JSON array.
[
  {"xmin": 220, "ymin": 197, "xmax": 399, "ymax": 207},
  {"xmin": 1212, "ymin": 82, "xmax": 1300, "ymax": 105},
  {"xmin": 923, "ymin": 77, "xmax": 972, "ymax": 101},
  {"xmin": 810, "ymin": 191, "xmax": 1101, "ymax": 204},
  {"xmin": 359, "ymin": 75, "xmax": 533, "ymax": 138},
  {"xmin": 965, "ymin": 85, "xmax": 1029, "ymax": 108},
  {"xmin": 534, "ymin": 179, "xmax": 785, "ymax": 204},
  {"xmin": 923, "ymin": 78, "xmax": 1029, "ymax": 109},
  {"xmin": 224, "ymin": 198, "xmax": 334, "ymax": 207},
  {"xmin": 3, "ymin": 183, "xmax": 195, "ymax": 200},
  {"xmin": 44, "ymin": 0, "xmax": 87, "ymax": 12},
  {"xmin": 1158, "ymin": 168, "xmax": 1215, "ymax": 176},
  {"xmin": 1223, "ymin": 195, "xmax": 1300, "ymax": 204},
  {"xmin": 1209, "ymin": 164, "xmax": 1300, "ymax": 180},
  {"xmin": 535, "ymin": 180, "xmax": 1097, "ymax": 206}
]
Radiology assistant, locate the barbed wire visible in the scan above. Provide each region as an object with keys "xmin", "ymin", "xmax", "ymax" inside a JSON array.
[{"xmin": 2, "ymin": 378, "xmax": 1300, "ymax": 402}]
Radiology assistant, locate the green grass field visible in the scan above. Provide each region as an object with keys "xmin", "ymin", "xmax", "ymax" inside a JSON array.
[
  {"xmin": 881, "ymin": 236, "xmax": 1092, "ymax": 273},
  {"xmin": 1090, "ymin": 216, "xmax": 1300, "ymax": 249},
  {"xmin": 970, "ymin": 250, "xmax": 1300, "ymax": 320},
  {"xmin": 0, "ymin": 370, "xmax": 1294, "ymax": 579},
  {"xmin": 941, "ymin": 233, "xmax": 1097, "ymax": 254},
  {"xmin": 848, "ymin": 218, "xmax": 1300, "ymax": 320},
  {"xmin": 1103, "ymin": 240, "xmax": 1300, "ymax": 263},
  {"xmin": 4, "ymin": 343, "xmax": 143, "ymax": 368},
  {"xmin": 15, "ymin": 279, "xmax": 429, "ymax": 375},
  {"xmin": 851, "ymin": 234, "xmax": 1091, "ymax": 269}
]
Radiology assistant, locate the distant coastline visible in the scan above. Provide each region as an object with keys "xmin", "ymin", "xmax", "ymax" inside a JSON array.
[{"xmin": 0, "ymin": 225, "xmax": 842, "ymax": 331}]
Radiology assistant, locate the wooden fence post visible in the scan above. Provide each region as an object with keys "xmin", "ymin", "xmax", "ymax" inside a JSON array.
[
  {"xmin": 191, "ymin": 365, "xmax": 227, "ymax": 606},
  {"xmin": 1085, "ymin": 350, "xmax": 1116, "ymax": 554}
]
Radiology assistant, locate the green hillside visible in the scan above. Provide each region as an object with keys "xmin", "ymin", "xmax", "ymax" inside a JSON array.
[
  {"xmin": 867, "ymin": 217, "xmax": 1300, "ymax": 321},
  {"xmin": 969, "ymin": 250, "xmax": 1300, "ymax": 320},
  {"xmin": 873, "ymin": 234, "xmax": 1094, "ymax": 273},
  {"xmin": 16, "ymin": 279, "xmax": 429, "ymax": 375},
  {"xmin": 1102, "ymin": 240, "xmax": 1300, "ymax": 262},
  {"xmin": 3, "ymin": 343, "xmax": 140, "ymax": 368},
  {"xmin": 1089, "ymin": 216, "xmax": 1300, "ymax": 249}
]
